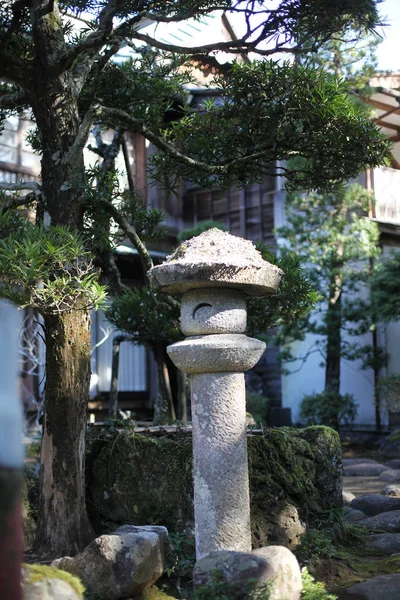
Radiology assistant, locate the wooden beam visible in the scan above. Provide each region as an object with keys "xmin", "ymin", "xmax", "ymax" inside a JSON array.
[
  {"xmin": 375, "ymin": 119, "xmax": 400, "ymax": 133},
  {"xmin": 369, "ymin": 98, "xmax": 400, "ymax": 115}
]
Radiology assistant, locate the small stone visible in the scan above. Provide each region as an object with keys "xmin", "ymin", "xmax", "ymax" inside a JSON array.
[
  {"xmin": 350, "ymin": 494, "xmax": 400, "ymax": 516},
  {"xmin": 52, "ymin": 525, "xmax": 168, "ymax": 600},
  {"xmin": 382, "ymin": 484, "xmax": 400, "ymax": 497},
  {"xmin": 344, "ymin": 463, "xmax": 387, "ymax": 477},
  {"xmin": 384, "ymin": 459, "xmax": 400, "ymax": 470},
  {"xmin": 342, "ymin": 458, "xmax": 380, "ymax": 466},
  {"xmin": 343, "ymin": 489, "xmax": 356, "ymax": 505},
  {"xmin": 24, "ymin": 579, "xmax": 82, "ymax": 600},
  {"xmin": 193, "ymin": 546, "xmax": 302, "ymax": 600},
  {"xmin": 361, "ymin": 510, "xmax": 400, "ymax": 533},
  {"xmin": 23, "ymin": 564, "xmax": 84, "ymax": 600},
  {"xmin": 365, "ymin": 533, "xmax": 400, "ymax": 554},
  {"xmin": 380, "ymin": 469, "xmax": 400, "ymax": 482},
  {"xmin": 341, "ymin": 574, "xmax": 400, "ymax": 599},
  {"xmin": 344, "ymin": 508, "xmax": 367, "ymax": 522}
]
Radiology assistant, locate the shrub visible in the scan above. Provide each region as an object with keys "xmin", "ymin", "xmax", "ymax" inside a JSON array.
[
  {"xmin": 300, "ymin": 390, "xmax": 358, "ymax": 429},
  {"xmin": 378, "ymin": 374, "xmax": 400, "ymax": 413}
]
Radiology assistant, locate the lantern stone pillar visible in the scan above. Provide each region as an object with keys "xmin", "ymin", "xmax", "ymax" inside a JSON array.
[{"xmin": 149, "ymin": 229, "xmax": 282, "ymax": 560}]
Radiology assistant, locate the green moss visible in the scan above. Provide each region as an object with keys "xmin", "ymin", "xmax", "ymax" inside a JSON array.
[
  {"xmin": 24, "ymin": 564, "xmax": 85, "ymax": 598},
  {"xmin": 388, "ymin": 429, "xmax": 400, "ymax": 443},
  {"xmin": 135, "ymin": 586, "xmax": 178, "ymax": 599},
  {"xmin": 352, "ymin": 554, "xmax": 400, "ymax": 578},
  {"xmin": 87, "ymin": 426, "xmax": 342, "ymax": 546}
]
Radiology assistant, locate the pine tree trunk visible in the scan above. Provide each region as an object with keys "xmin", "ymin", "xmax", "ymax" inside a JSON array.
[
  {"xmin": 325, "ymin": 295, "xmax": 341, "ymax": 395},
  {"xmin": 325, "ymin": 261, "xmax": 343, "ymax": 399},
  {"xmin": 35, "ymin": 311, "xmax": 94, "ymax": 556}
]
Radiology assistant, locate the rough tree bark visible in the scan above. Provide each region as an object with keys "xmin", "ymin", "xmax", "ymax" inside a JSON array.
[{"xmin": 36, "ymin": 311, "xmax": 93, "ymax": 556}]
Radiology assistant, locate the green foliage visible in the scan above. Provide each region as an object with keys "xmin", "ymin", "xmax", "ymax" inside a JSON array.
[
  {"xmin": 189, "ymin": 571, "xmax": 273, "ymax": 600},
  {"xmin": 150, "ymin": 60, "xmax": 389, "ymax": 192},
  {"xmin": 0, "ymin": 212, "xmax": 106, "ymax": 314},
  {"xmin": 165, "ymin": 531, "xmax": 196, "ymax": 578},
  {"xmin": 377, "ymin": 374, "xmax": 400, "ymax": 413},
  {"xmin": 246, "ymin": 392, "xmax": 270, "ymax": 425},
  {"xmin": 301, "ymin": 568, "xmax": 338, "ymax": 600},
  {"xmin": 300, "ymin": 390, "xmax": 358, "ymax": 429},
  {"xmin": 295, "ymin": 529, "xmax": 339, "ymax": 564},
  {"xmin": 247, "ymin": 246, "xmax": 319, "ymax": 337},
  {"xmin": 276, "ymin": 183, "xmax": 384, "ymax": 374},
  {"xmin": 106, "ymin": 287, "xmax": 181, "ymax": 346},
  {"xmin": 370, "ymin": 250, "xmax": 400, "ymax": 323}
]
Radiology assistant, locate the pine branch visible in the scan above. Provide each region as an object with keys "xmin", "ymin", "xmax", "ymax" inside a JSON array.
[{"xmin": 98, "ymin": 198, "xmax": 154, "ymax": 273}]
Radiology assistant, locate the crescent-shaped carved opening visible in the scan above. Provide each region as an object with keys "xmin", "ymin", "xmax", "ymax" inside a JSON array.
[{"xmin": 192, "ymin": 303, "xmax": 212, "ymax": 319}]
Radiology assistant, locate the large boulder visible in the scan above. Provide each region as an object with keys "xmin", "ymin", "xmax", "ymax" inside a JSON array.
[
  {"xmin": 52, "ymin": 525, "xmax": 167, "ymax": 600},
  {"xmin": 341, "ymin": 574, "xmax": 400, "ymax": 599},
  {"xmin": 193, "ymin": 546, "xmax": 302, "ymax": 600},
  {"xmin": 86, "ymin": 426, "xmax": 342, "ymax": 549}
]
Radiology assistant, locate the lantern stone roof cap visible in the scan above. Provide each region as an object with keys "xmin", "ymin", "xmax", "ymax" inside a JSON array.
[{"xmin": 148, "ymin": 228, "xmax": 283, "ymax": 296}]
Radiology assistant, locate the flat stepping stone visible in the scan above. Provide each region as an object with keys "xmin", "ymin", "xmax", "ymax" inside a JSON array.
[
  {"xmin": 384, "ymin": 459, "xmax": 400, "ymax": 470},
  {"xmin": 350, "ymin": 494, "xmax": 400, "ymax": 516},
  {"xmin": 380, "ymin": 469, "xmax": 400, "ymax": 482},
  {"xmin": 342, "ymin": 458, "xmax": 380, "ymax": 466},
  {"xmin": 362, "ymin": 509, "xmax": 400, "ymax": 533},
  {"xmin": 339, "ymin": 574, "xmax": 400, "ymax": 599},
  {"xmin": 344, "ymin": 463, "xmax": 387, "ymax": 477},
  {"xmin": 344, "ymin": 508, "xmax": 366, "ymax": 523},
  {"xmin": 382, "ymin": 484, "xmax": 400, "ymax": 497},
  {"xmin": 365, "ymin": 533, "xmax": 400, "ymax": 554}
]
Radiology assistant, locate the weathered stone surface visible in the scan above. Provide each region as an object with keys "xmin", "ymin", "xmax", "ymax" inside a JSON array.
[
  {"xmin": 380, "ymin": 469, "xmax": 400, "ymax": 482},
  {"xmin": 342, "ymin": 458, "xmax": 380, "ymax": 466},
  {"xmin": 344, "ymin": 508, "xmax": 367, "ymax": 523},
  {"xmin": 343, "ymin": 489, "xmax": 356, "ymax": 505},
  {"xmin": 167, "ymin": 333, "xmax": 266, "ymax": 374},
  {"xmin": 193, "ymin": 546, "xmax": 302, "ymax": 600},
  {"xmin": 52, "ymin": 525, "xmax": 167, "ymax": 600},
  {"xmin": 365, "ymin": 533, "xmax": 400, "ymax": 555},
  {"xmin": 344, "ymin": 463, "xmax": 387, "ymax": 477},
  {"xmin": 24, "ymin": 579, "xmax": 81, "ymax": 600},
  {"xmin": 384, "ymin": 459, "xmax": 400, "ymax": 470},
  {"xmin": 148, "ymin": 228, "xmax": 283, "ymax": 296},
  {"xmin": 382, "ymin": 484, "xmax": 400, "ymax": 497},
  {"xmin": 86, "ymin": 426, "xmax": 342, "ymax": 550},
  {"xmin": 341, "ymin": 574, "xmax": 400, "ymax": 599},
  {"xmin": 361, "ymin": 510, "xmax": 400, "ymax": 533},
  {"xmin": 180, "ymin": 289, "xmax": 247, "ymax": 336},
  {"xmin": 23, "ymin": 564, "xmax": 84, "ymax": 600},
  {"xmin": 190, "ymin": 372, "xmax": 251, "ymax": 558},
  {"xmin": 350, "ymin": 494, "xmax": 400, "ymax": 516}
]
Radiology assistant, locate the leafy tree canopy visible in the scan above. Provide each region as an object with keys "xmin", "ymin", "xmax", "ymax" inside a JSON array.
[{"xmin": 0, "ymin": 0, "xmax": 389, "ymax": 199}]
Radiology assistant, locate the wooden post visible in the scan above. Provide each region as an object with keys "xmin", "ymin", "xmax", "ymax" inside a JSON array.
[{"xmin": 0, "ymin": 301, "xmax": 23, "ymax": 600}]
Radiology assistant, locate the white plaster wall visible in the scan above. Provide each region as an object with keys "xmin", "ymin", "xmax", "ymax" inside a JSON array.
[{"xmin": 281, "ymin": 329, "xmax": 377, "ymax": 426}]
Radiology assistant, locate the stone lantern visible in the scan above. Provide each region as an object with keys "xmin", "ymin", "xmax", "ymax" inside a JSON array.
[{"xmin": 149, "ymin": 229, "xmax": 283, "ymax": 560}]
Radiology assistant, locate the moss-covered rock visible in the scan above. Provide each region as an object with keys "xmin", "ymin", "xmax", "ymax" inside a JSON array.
[
  {"xmin": 23, "ymin": 563, "xmax": 85, "ymax": 599},
  {"xmin": 86, "ymin": 426, "xmax": 342, "ymax": 549}
]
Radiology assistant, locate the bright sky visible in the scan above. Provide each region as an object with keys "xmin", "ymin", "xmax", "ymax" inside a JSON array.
[{"xmin": 376, "ymin": 0, "xmax": 400, "ymax": 71}]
